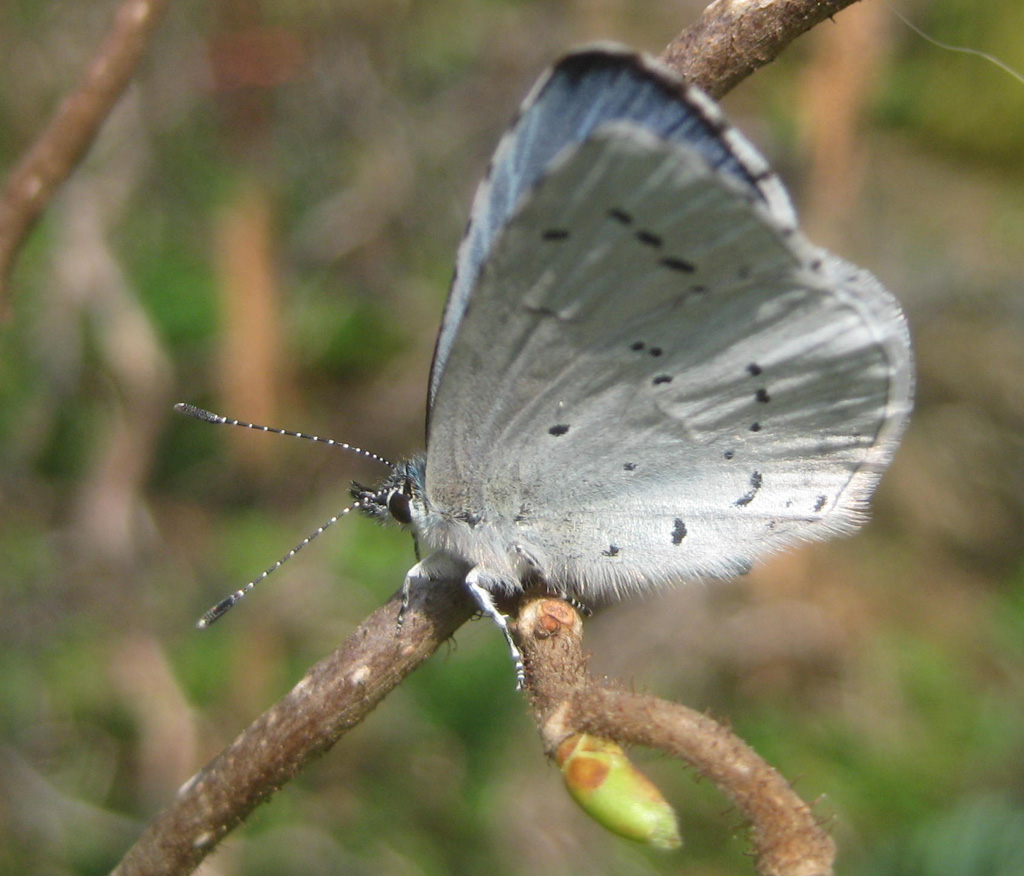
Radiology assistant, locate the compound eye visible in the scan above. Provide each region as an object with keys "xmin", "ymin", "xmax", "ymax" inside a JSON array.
[{"xmin": 387, "ymin": 489, "xmax": 412, "ymax": 525}]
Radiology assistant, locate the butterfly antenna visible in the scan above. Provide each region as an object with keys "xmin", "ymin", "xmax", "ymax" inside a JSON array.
[
  {"xmin": 196, "ymin": 501, "xmax": 365, "ymax": 628},
  {"xmin": 175, "ymin": 402, "xmax": 388, "ymax": 627},
  {"xmin": 174, "ymin": 402, "xmax": 393, "ymax": 468}
]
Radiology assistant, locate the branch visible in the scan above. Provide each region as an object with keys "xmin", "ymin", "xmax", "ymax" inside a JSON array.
[
  {"xmin": 106, "ymin": 1, "xmax": 862, "ymax": 873},
  {"xmin": 516, "ymin": 599, "xmax": 835, "ymax": 876},
  {"xmin": 0, "ymin": 0, "xmax": 173, "ymax": 313},
  {"xmin": 110, "ymin": 584, "xmax": 476, "ymax": 876},
  {"xmin": 661, "ymin": 0, "xmax": 861, "ymax": 97}
]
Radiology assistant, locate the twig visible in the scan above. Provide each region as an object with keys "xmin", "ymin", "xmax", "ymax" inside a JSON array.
[
  {"xmin": 516, "ymin": 599, "xmax": 835, "ymax": 876},
  {"xmin": 105, "ymin": 1, "xmax": 862, "ymax": 873},
  {"xmin": 661, "ymin": 0, "xmax": 860, "ymax": 97},
  {"xmin": 0, "ymin": 0, "xmax": 173, "ymax": 313},
  {"xmin": 109, "ymin": 583, "xmax": 476, "ymax": 876}
]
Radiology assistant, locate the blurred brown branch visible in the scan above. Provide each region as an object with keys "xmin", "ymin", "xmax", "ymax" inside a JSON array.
[
  {"xmin": 518, "ymin": 598, "xmax": 835, "ymax": 876},
  {"xmin": 106, "ymin": 0, "xmax": 861, "ymax": 874},
  {"xmin": 111, "ymin": 585, "xmax": 477, "ymax": 876},
  {"xmin": 662, "ymin": 0, "xmax": 861, "ymax": 97},
  {"xmin": 0, "ymin": 0, "xmax": 172, "ymax": 314}
]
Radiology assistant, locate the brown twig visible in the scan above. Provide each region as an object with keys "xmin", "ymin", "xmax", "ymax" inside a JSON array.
[
  {"xmin": 110, "ymin": 583, "xmax": 476, "ymax": 876},
  {"xmin": 103, "ymin": 1, "xmax": 863, "ymax": 873},
  {"xmin": 516, "ymin": 599, "xmax": 836, "ymax": 876},
  {"xmin": 0, "ymin": 0, "xmax": 173, "ymax": 313},
  {"xmin": 661, "ymin": 0, "xmax": 860, "ymax": 97}
]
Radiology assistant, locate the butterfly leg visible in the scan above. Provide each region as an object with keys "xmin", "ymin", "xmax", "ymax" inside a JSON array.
[
  {"xmin": 554, "ymin": 592, "xmax": 593, "ymax": 617},
  {"xmin": 397, "ymin": 562, "xmax": 427, "ymax": 630},
  {"xmin": 464, "ymin": 567, "xmax": 526, "ymax": 689},
  {"xmin": 398, "ymin": 552, "xmax": 468, "ymax": 630}
]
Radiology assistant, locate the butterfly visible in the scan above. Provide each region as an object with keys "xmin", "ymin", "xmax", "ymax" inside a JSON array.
[
  {"xmin": 349, "ymin": 44, "xmax": 913, "ymax": 683},
  {"xmin": 189, "ymin": 44, "xmax": 912, "ymax": 686}
]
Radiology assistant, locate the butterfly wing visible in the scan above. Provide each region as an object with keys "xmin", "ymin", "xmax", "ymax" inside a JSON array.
[
  {"xmin": 423, "ymin": 119, "xmax": 911, "ymax": 601},
  {"xmin": 428, "ymin": 46, "xmax": 799, "ymax": 417}
]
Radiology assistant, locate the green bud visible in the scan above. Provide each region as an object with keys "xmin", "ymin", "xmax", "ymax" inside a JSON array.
[{"xmin": 556, "ymin": 733, "xmax": 682, "ymax": 850}]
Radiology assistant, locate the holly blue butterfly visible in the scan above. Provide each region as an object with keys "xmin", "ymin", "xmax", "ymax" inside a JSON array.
[{"xmin": 195, "ymin": 44, "xmax": 907, "ymax": 687}]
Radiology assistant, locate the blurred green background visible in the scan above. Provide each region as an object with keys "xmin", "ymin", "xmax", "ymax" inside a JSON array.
[{"xmin": 2, "ymin": 1, "xmax": 1024, "ymax": 874}]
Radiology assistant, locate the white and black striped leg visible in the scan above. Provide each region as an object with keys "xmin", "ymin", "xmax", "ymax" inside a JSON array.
[
  {"xmin": 556, "ymin": 592, "xmax": 592, "ymax": 617},
  {"xmin": 465, "ymin": 567, "xmax": 525, "ymax": 688}
]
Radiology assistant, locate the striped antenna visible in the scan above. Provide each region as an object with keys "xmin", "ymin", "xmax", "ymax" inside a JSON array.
[
  {"xmin": 174, "ymin": 403, "xmax": 393, "ymax": 468},
  {"xmin": 175, "ymin": 402, "xmax": 389, "ymax": 626},
  {"xmin": 195, "ymin": 501, "xmax": 363, "ymax": 628}
]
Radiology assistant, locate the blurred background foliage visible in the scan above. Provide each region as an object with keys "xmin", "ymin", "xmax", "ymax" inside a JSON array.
[{"xmin": 1, "ymin": 0, "xmax": 1023, "ymax": 874}]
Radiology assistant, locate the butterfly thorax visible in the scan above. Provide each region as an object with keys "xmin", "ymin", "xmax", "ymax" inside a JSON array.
[{"xmin": 353, "ymin": 455, "xmax": 545, "ymax": 596}]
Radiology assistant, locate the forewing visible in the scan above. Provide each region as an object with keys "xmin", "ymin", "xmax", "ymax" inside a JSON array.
[
  {"xmin": 428, "ymin": 45, "xmax": 798, "ymax": 415},
  {"xmin": 424, "ymin": 127, "xmax": 912, "ymax": 600}
]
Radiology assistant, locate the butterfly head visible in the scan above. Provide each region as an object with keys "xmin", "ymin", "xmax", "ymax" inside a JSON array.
[{"xmin": 352, "ymin": 455, "xmax": 428, "ymax": 529}]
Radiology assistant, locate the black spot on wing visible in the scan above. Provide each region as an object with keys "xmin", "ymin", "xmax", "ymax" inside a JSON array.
[
  {"xmin": 523, "ymin": 303, "xmax": 560, "ymax": 318},
  {"xmin": 747, "ymin": 363, "xmax": 762, "ymax": 376},
  {"xmin": 608, "ymin": 208, "xmax": 633, "ymax": 224},
  {"xmin": 723, "ymin": 450, "xmax": 735, "ymax": 460},
  {"xmin": 749, "ymin": 422, "xmax": 761, "ymax": 432},
  {"xmin": 814, "ymin": 495, "xmax": 828, "ymax": 512},
  {"xmin": 623, "ymin": 462, "xmax": 637, "ymax": 471},
  {"xmin": 659, "ymin": 256, "xmax": 695, "ymax": 273},
  {"xmin": 548, "ymin": 424, "xmax": 570, "ymax": 436},
  {"xmin": 602, "ymin": 545, "xmax": 621, "ymax": 557},
  {"xmin": 734, "ymin": 471, "xmax": 763, "ymax": 507},
  {"xmin": 755, "ymin": 388, "xmax": 771, "ymax": 403},
  {"xmin": 636, "ymin": 230, "xmax": 663, "ymax": 247},
  {"xmin": 631, "ymin": 341, "xmax": 664, "ymax": 358},
  {"xmin": 542, "ymin": 229, "xmax": 569, "ymax": 241},
  {"xmin": 671, "ymin": 518, "xmax": 687, "ymax": 545},
  {"xmin": 652, "ymin": 374, "xmax": 673, "ymax": 385}
]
